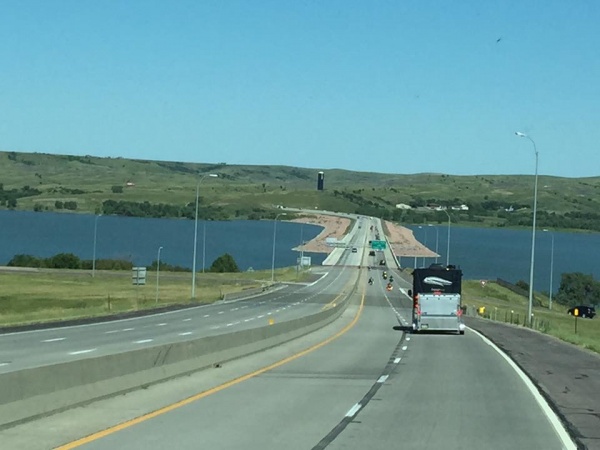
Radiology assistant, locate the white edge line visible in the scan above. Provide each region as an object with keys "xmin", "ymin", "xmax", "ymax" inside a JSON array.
[
  {"xmin": 468, "ymin": 327, "xmax": 577, "ymax": 450},
  {"xmin": 345, "ymin": 403, "xmax": 362, "ymax": 417}
]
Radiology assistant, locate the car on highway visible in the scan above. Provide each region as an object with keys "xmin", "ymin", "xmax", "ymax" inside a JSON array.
[
  {"xmin": 567, "ymin": 305, "xmax": 596, "ymax": 318},
  {"xmin": 351, "ymin": 247, "xmax": 358, "ymax": 253},
  {"xmin": 369, "ymin": 250, "xmax": 375, "ymax": 256}
]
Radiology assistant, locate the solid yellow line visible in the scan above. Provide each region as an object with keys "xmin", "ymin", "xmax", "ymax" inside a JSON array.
[
  {"xmin": 321, "ymin": 290, "xmax": 346, "ymax": 310},
  {"xmin": 57, "ymin": 288, "xmax": 366, "ymax": 449}
]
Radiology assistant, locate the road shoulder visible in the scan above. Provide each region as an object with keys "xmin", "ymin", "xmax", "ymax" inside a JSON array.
[{"xmin": 464, "ymin": 316, "xmax": 600, "ymax": 450}]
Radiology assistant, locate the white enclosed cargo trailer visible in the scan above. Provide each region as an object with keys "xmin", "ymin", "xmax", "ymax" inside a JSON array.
[{"xmin": 410, "ymin": 264, "xmax": 465, "ymax": 334}]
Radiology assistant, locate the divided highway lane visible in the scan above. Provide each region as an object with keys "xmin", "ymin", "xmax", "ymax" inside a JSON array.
[
  {"xmin": 0, "ymin": 265, "xmax": 358, "ymax": 374},
  {"xmin": 55, "ymin": 275, "xmax": 571, "ymax": 450},
  {"xmin": 58, "ymin": 279, "xmax": 405, "ymax": 449}
]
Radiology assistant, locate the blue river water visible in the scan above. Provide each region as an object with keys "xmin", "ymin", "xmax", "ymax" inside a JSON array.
[
  {"xmin": 405, "ymin": 224, "xmax": 600, "ymax": 295},
  {"xmin": 0, "ymin": 210, "xmax": 325, "ymax": 273},
  {"xmin": 1, "ymin": 210, "xmax": 599, "ymax": 294}
]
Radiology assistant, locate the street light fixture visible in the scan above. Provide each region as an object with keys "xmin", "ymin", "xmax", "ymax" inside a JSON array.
[
  {"xmin": 92, "ymin": 214, "xmax": 102, "ymax": 278},
  {"xmin": 516, "ymin": 131, "xmax": 539, "ymax": 326},
  {"xmin": 156, "ymin": 246, "xmax": 163, "ymax": 305},
  {"xmin": 191, "ymin": 173, "xmax": 218, "ymax": 300},
  {"xmin": 443, "ymin": 209, "xmax": 451, "ymax": 266},
  {"xmin": 271, "ymin": 213, "xmax": 287, "ymax": 283},
  {"xmin": 543, "ymin": 229, "xmax": 554, "ymax": 310}
]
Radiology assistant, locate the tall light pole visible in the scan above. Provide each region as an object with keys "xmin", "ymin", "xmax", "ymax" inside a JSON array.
[
  {"xmin": 543, "ymin": 229, "xmax": 554, "ymax": 310},
  {"xmin": 516, "ymin": 131, "xmax": 539, "ymax": 326},
  {"xmin": 418, "ymin": 225, "xmax": 427, "ymax": 267},
  {"xmin": 202, "ymin": 221, "xmax": 207, "ymax": 273},
  {"xmin": 92, "ymin": 214, "xmax": 102, "ymax": 278},
  {"xmin": 271, "ymin": 213, "xmax": 287, "ymax": 283},
  {"xmin": 156, "ymin": 246, "xmax": 163, "ymax": 305},
  {"xmin": 428, "ymin": 224, "xmax": 438, "ymax": 263},
  {"xmin": 443, "ymin": 209, "xmax": 451, "ymax": 266},
  {"xmin": 191, "ymin": 173, "xmax": 218, "ymax": 300},
  {"xmin": 300, "ymin": 222, "xmax": 305, "ymax": 263}
]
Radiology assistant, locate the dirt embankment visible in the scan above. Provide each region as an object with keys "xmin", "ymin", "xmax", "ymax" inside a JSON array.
[
  {"xmin": 288, "ymin": 215, "xmax": 436, "ymax": 257},
  {"xmin": 289, "ymin": 215, "xmax": 351, "ymax": 254},
  {"xmin": 382, "ymin": 220, "xmax": 438, "ymax": 257}
]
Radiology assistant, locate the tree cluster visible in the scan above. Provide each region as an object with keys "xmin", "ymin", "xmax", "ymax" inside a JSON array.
[
  {"xmin": 7, "ymin": 252, "xmax": 241, "ymax": 273},
  {"xmin": 101, "ymin": 199, "xmax": 226, "ymax": 220},
  {"xmin": 555, "ymin": 272, "xmax": 600, "ymax": 307}
]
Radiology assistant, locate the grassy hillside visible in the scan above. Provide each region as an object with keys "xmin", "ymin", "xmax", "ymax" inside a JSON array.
[
  {"xmin": 1, "ymin": 150, "xmax": 600, "ymax": 230},
  {"xmin": 463, "ymin": 280, "xmax": 600, "ymax": 353}
]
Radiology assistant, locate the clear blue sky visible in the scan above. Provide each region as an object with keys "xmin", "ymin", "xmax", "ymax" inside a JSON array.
[{"xmin": 1, "ymin": 1, "xmax": 599, "ymax": 177}]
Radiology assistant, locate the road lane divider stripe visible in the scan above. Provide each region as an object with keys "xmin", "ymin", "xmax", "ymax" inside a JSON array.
[
  {"xmin": 134, "ymin": 339, "xmax": 153, "ymax": 344},
  {"xmin": 345, "ymin": 403, "xmax": 362, "ymax": 418},
  {"xmin": 57, "ymin": 287, "xmax": 366, "ymax": 449},
  {"xmin": 377, "ymin": 375, "xmax": 389, "ymax": 383},
  {"xmin": 42, "ymin": 338, "xmax": 65, "ymax": 343},
  {"xmin": 394, "ymin": 357, "xmax": 401, "ymax": 363},
  {"xmin": 68, "ymin": 349, "xmax": 96, "ymax": 356}
]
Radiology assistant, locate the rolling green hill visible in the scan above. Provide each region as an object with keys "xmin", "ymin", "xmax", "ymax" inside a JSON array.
[{"xmin": 1, "ymin": 150, "xmax": 600, "ymax": 231}]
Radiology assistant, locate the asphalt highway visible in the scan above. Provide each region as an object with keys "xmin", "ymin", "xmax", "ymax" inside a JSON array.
[
  {"xmin": 0, "ymin": 216, "xmax": 372, "ymax": 374},
  {"xmin": 41, "ymin": 274, "xmax": 569, "ymax": 450},
  {"xmin": 0, "ymin": 214, "xmax": 575, "ymax": 449}
]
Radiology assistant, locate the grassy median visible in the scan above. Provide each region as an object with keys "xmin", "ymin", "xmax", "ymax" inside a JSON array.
[
  {"xmin": 0, "ymin": 267, "xmax": 312, "ymax": 327},
  {"xmin": 463, "ymin": 280, "xmax": 600, "ymax": 354}
]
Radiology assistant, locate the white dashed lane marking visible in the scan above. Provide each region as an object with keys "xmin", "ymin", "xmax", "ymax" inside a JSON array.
[
  {"xmin": 69, "ymin": 349, "xmax": 97, "ymax": 355},
  {"xmin": 394, "ymin": 357, "xmax": 401, "ymax": 363},
  {"xmin": 134, "ymin": 339, "xmax": 153, "ymax": 344},
  {"xmin": 42, "ymin": 337, "xmax": 65, "ymax": 343},
  {"xmin": 345, "ymin": 403, "xmax": 362, "ymax": 417},
  {"xmin": 178, "ymin": 332, "xmax": 192, "ymax": 336}
]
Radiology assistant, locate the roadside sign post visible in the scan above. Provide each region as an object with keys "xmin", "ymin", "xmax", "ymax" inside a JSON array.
[{"xmin": 574, "ymin": 308, "xmax": 579, "ymax": 334}]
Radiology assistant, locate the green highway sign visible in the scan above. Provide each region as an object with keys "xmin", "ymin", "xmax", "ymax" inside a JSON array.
[{"xmin": 371, "ymin": 240, "xmax": 387, "ymax": 250}]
